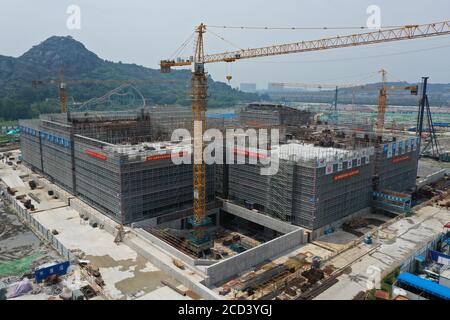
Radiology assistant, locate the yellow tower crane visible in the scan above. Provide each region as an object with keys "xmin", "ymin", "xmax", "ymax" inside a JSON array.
[
  {"xmin": 160, "ymin": 21, "xmax": 450, "ymax": 240},
  {"xmin": 376, "ymin": 69, "xmax": 418, "ymax": 139}
]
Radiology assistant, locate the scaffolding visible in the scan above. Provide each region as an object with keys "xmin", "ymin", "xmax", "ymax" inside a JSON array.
[
  {"xmin": 228, "ymin": 142, "xmax": 375, "ymax": 230},
  {"xmin": 238, "ymin": 103, "xmax": 313, "ymax": 132},
  {"xmin": 375, "ymin": 136, "xmax": 421, "ymax": 192},
  {"xmin": 19, "ymin": 109, "xmax": 215, "ymax": 225}
]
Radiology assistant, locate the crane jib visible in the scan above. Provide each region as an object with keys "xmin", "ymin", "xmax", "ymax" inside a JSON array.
[{"xmin": 202, "ymin": 21, "xmax": 450, "ymax": 64}]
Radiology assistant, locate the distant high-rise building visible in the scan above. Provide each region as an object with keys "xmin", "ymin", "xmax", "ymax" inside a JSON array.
[
  {"xmin": 267, "ymin": 83, "xmax": 285, "ymax": 92},
  {"xmin": 240, "ymin": 83, "xmax": 257, "ymax": 93}
]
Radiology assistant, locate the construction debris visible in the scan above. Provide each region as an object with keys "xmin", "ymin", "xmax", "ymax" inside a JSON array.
[{"xmin": 172, "ymin": 259, "xmax": 185, "ymax": 270}]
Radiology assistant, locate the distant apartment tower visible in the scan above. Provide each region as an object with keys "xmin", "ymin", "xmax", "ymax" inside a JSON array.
[
  {"xmin": 267, "ymin": 83, "xmax": 285, "ymax": 93},
  {"xmin": 240, "ymin": 83, "xmax": 257, "ymax": 93}
]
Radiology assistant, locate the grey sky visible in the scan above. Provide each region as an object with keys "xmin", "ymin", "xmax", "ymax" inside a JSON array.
[{"xmin": 1, "ymin": 0, "xmax": 449, "ymax": 87}]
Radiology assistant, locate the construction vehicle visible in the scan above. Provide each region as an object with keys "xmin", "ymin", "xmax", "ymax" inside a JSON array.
[
  {"xmin": 161, "ymin": 21, "xmax": 450, "ymax": 246},
  {"xmin": 364, "ymin": 234, "xmax": 374, "ymax": 245}
]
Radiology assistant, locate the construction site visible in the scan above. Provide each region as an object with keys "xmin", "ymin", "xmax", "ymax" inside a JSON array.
[
  {"xmin": 1, "ymin": 19, "xmax": 450, "ymax": 300},
  {"xmin": 15, "ymin": 94, "xmax": 424, "ymax": 294}
]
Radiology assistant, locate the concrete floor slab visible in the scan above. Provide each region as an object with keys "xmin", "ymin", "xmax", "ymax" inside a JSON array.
[{"xmin": 30, "ymin": 206, "xmax": 175, "ymax": 300}]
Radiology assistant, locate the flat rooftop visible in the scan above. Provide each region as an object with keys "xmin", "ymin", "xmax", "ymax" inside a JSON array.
[
  {"xmin": 102, "ymin": 140, "xmax": 192, "ymax": 158},
  {"xmin": 233, "ymin": 141, "xmax": 374, "ymax": 164}
]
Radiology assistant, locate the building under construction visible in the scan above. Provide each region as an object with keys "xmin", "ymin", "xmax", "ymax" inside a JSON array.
[
  {"xmin": 224, "ymin": 130, "xmax": 420, "ymax": 236},
  {"xmin": 19, "ymin": 107, "xmax": 214, "ymax": 225},
  {"xmin": 19, "ymin": 104, "xmax": 420, "ymax": 232},
  {"xmin": 238, "ymin": 102, "xmax": 313, "ymax": 131},
  {"xmin": 18, "ymin": 104, "xmax": 421, "ymax": 286}
]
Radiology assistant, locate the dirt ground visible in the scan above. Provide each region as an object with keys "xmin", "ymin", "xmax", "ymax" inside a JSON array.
[{"xmin": 0, "ymin": 202, "xmax": 59, "ymax": 281}]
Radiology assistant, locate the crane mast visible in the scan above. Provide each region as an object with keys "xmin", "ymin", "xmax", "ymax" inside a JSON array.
[
  {"xmin": 376, "ymin": 69, "xmax": 388, "ymax": 138},
  {"xmin": 191, "ymin": 24, "xmax": 208, "ymax": 227},
  {"xmin": 376, "ymin": 69, "xmax": 418, "ymax": 138},
  {"xmin": 59, "ymin": 68, "xmax": 68, "ymax": 113}
]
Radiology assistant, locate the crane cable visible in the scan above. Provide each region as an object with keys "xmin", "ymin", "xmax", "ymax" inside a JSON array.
[
  {"xmin": 169, "ymin": 32, "xmax": 196, "ymax": 60},
  {"xmin": 207, "ymin": 28, "xmax": 244, "ymax": 52},
  {"xmin": 207, "ymin": 25, "xmax": 405, "ymax": 31}
]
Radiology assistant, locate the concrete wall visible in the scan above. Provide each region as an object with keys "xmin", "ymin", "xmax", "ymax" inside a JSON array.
[
  {"xmin": 310, "ymin": 207, "xmax": 371, "ymax": 240},
  {"xmin": 417, "ymin": 169, "xmax": 446, "ymax": 189},
  {"xmin": 134, "ymin": 228, "xmax": 196, "ymax": 266},
  {"xmin": 204, "ymin": 227, "xmax": 304, "ymax": 286},
  {"xmin": 221, "ymin": 200, "xmax": 298, "ymax": 234},
  {"xmin": 123, "ymin": 236, "xmax": 221, "ymax": 300}
]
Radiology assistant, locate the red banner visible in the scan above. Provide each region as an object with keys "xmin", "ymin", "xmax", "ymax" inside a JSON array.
[
  {"xmin": 146, "ymin": 151, "xmax": 188, "ymax": 161},
  {"xmin": 333, "ymin": 169, "xmax": 360, "ymax": 182},
  {"xmin": 85, "ymin": 150, "xmax": 107, "ymax": 161},
  {"xmin": 233, "ymin": 148, "xmax": 267, "ymax": 159},
  {"xmin": 392, "ymin": 155, "xmax": 410, "ymax": 164}
]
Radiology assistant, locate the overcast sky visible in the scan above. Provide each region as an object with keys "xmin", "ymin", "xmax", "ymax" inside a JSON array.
[{"xmin": 1, "ymin": 0, "xmax": 449, "ymax": 87}]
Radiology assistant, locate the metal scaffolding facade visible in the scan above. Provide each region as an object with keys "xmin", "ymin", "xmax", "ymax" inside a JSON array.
[
  {"xmin": 238, "ymin": 103, "xmax": 313, "ymax": 128},
  {"xmin": 376, "ymin": 140, "xmax": 420, "ymax": 192},
  {"xmin": 228, "ymin": 146, "xmax": 375, "ymax": 230},
  {"xmin": 19, "ymin": 120, "xmax": 42, "ymax": 171},
  {"xmin": 19, "ymin": 109, "xmax": 215, "ymax": 225}
]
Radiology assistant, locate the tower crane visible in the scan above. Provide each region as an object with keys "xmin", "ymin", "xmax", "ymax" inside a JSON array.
[
  {"xmin": 161, "ymin": 21, "xmax": 450, "ymax": 242},
  {"xmin": 376, "ymin": 68, "xmax": 418, "ymax": 139}
]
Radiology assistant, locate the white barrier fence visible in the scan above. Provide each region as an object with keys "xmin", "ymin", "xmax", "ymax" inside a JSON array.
[{"xmin": 1, "ymin": 185, "xmax": 74, "ymax": 262}]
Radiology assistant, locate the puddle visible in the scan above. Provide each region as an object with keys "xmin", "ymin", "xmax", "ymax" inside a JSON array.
[
  {"xmin": 115, "ymin": 270, "xmax": 167, "ymax": 296},
  {"xmin": 85, "ymin": 254, "xmax": 170, "ymax": 299}
]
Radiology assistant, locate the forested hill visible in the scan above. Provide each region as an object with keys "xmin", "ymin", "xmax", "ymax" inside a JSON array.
[{"xmin": 0, "ymin": 36, "xmax": 263, "ymax": 121}]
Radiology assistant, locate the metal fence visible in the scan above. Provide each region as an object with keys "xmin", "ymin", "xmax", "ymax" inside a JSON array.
[{"xmin": 1, "ymin": 186, "xmax": 74, "ymax": 261}]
